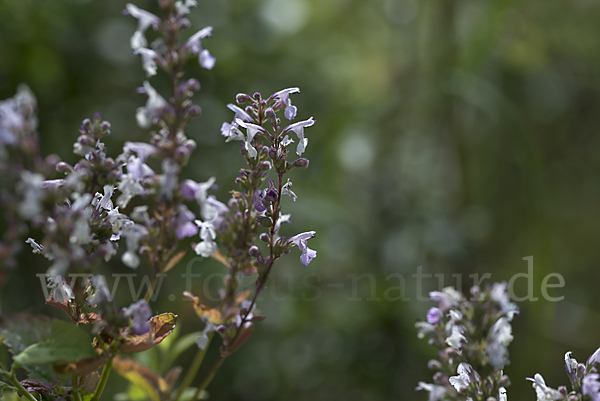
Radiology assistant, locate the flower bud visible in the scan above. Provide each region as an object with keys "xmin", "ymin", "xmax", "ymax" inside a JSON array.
[
  {"xmin": 249, "ymin": 246, "xmax": 261, "ymax": 257},
  {"xmin": 268, "ymin": 147, "xmax": 277, "ymax": 159},
  {"xmin": 236, "ymin": 93, "xmax": 253, "ymax": 104},
  {"xmin": 187, "ymin": 78, "xmax": 200, "ymax": 92},
  {"xmin": 259, "ymin": 233, "xmax": 270, "ymax": 242},
  {"xmin": 253, "ymin": 92, "xmax": 261, "ymax": 100},
  {"xmin": 265, "ymin": 187, "xmax": 278, "ymax": 201},
  {"xmin": 291, "ymin": 158, "xmax": 309, "ymax": 169},
  {"xmin": 427, "ymin": 360, "xmax": 442, "ymax": 370}
]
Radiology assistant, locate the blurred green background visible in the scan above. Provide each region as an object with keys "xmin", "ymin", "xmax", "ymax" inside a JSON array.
[{"xmin": 2, "ymin": 0, "xmax": 600, "ymax": 400}]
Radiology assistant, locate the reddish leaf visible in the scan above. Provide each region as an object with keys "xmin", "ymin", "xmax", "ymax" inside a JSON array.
[{"xmin": 120, "ymin": 313, "xmax": 177, "ymax": 353}]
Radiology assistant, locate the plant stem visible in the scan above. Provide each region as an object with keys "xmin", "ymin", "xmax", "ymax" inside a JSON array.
[
  {"xmin": 90, "ymin": 356, "xmax": 114, "ymax": 401},
  {"xmin": 0, "ymin": 368, "xmax": 38, "ymax": 401},
  {"xmin": 172, "ymin": 332, "xmax": 214, "ymax": 401},
  {"xmin": 72, "ymin": 375, "xmax": 83, "ymax": 401},
  {"xmin": 191, "ymin": 356, "xmax": 224, "ymax": 401}
]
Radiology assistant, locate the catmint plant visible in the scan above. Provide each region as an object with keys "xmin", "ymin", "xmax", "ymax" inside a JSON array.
[
  {"xmin": 527, "ymin": 347, "xmax": 600, "ymax": 400},
  {"xmin": 416, "ymin": 283, "xmax": 518, "ymax": 401},
  {"xmin": 0, "ymin": 0, "xmax": 317, "ymax": 400}
]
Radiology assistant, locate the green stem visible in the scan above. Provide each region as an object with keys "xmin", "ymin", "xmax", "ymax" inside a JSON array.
[
  {"xmin": 144, "ymin": 274, "xmax": 159, "ymax": 303},
  {"xmin": 72, "ymin": 375, "xmax": 83, "ymax": 401},
  {"xmin": 191, "ymin": 356, "xmax": 224, "ymax": 401},
  {"xmin": 172, "ymin": 332, "xmax": 214, "ymax": 401},
  {"xmin": 90, "ymin": 356, "xmax": 114, "ymax": 401},
  {"xmin": 0, "ymin": 369, "xmax": 38, "ymax": 401}
]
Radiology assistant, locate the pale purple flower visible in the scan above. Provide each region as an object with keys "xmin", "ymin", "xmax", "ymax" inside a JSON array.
[
  {"xmin": 429, "ymin": 287, "xmax": 462, "ymax": 311},
  {"xmin": 194, "ymin": 220, "xmax": 217, "ymax": 257},
  {"xmin": 416, "ymin": 382, "xmax": 446, "ymax": 401},
  {"xmin": 160, "ymin": 158, "xmax": 179, "ymax": 198},
  {"xmin": 499, "ymin": 387, "xmax": 507, "ymax": 401},
  {"xmin": 201, "ymin": 195, "xmax": 229, "ymax": 222},
  {"xmin": 583, "ymin": 373, "xmax": 600, "ymax": 401},
  {"xmin": 175, "ymin": 0, "xmax": 197, "ymax": 16},
  {"xmin": 486, "ymin": 317, "xmax": 513, "ymax": 367},
  {"xmin": 121, "ymin": 224, "xmax": 148, "ymax": 268},
  {"xmin": 281, "ymin": 178, "xmax": 297, "ymax": 201},
  {"xmin": 181, "ymin": 177, "xmax": 216, "ymax": 203},
  {"xmin": 588, "ymin": 346, "xmax": 600, "ymax": 366},
  {"xmin": 288, "ymin": 231, "xmax": 317, "ymax": 266},
  {"xmin": 446, "ymin": 324, "xmax": 466, "ymax": 348},
  {"xmin": 47, "ymin": 276, "xmax": 75, "ymax": 303},
  {"xmin": 237, "ymin": 119, "xmax": 266, "ymax": 159},
  {"xmin": 88, "ymin": 275, "xmax": 112, "ymax": 306},
  {"xmin": 227, "ymin": 103, "xmax": 253, "ymax": 122},
  {"xmin": 123, "ymin": 299, "xmax": 152, "ymax": 335},
  {"xmin": 274, "ymin": 213, "xmax": 291, "ymax": 233},
  {"xmin": 184, "ymin": 27, "xmax": 215, "ymax": 69},
  {"xmin": 134, "ymin": 48, "xmax": 159, "ymax": 77},
  {"xmin": 125, "ymin": 4, "xmax": 161, "ymax": 50},
  {"xmin": 25, "ymin": 238, "xmax": 43, "ymax": 254},
  {"xmin": 273, "ymin": 87, "xmax": 300, "ymax": 120},
  {"xmin": 426, "ymin": 307, "xmax": 442, "ymax": 324},
  {"xmin": 527, "ymin": 374, "xmax": 562, "ymax": 401},
  {"xmin": 491, "ymin": 282, "xmax": 518, "ymax": 321},
  {"xmin": 449, "ymin": 363, "xmax": 473, "ymax": 392},
  {"xmin": 283, "ymin": 117, "xmax": 315, "ymax": 156},
  {"xmin": 253, "ymin": 190, "xmax": 267, "ymax": 212},
  {"xmin": 175, "ymin": 204, "xmax": 198, "ymax": 239},
  {"xmin": 124, "ymin": 141, "xmax": 158, "ymax": 162},
  {"xmin": 136, "ymin": 81, "xmax": 168, "ymax": 129}
]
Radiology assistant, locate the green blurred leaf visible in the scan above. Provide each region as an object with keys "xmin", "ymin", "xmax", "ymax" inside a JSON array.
[
  {"xmin": 112, "ymin": 356, "xmax": 170, "ymax": 401},
  {"xmin": 1, "ymin": 314, "xmax": 54, "ymax": 381},
  {"xmin": 13, "ymin": 320, "xmax": 95, "ymax": 366},
  {"xmin": 167, "ymin": 331, "xmax": 202, "ymax": 366}
]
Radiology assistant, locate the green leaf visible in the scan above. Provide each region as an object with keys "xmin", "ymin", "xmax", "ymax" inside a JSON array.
[
  {"xmin": 13, "ymin": 320, "xmax": 96, "ymax": 366},
  {"xmin": 167, "ymin": 331, "xmax": 202, "ymax": 366},
  {"xmin": 0, "ymin": 381, "xmax": 15, "ymax": 391},
  {"xmin": 1, "ymin": 314, "xmax": 55, "ymax": 381}
]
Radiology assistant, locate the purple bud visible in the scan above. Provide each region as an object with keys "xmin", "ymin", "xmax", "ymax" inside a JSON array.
[
  {"xmin": 56, "ymin": 161, "xmax": 73, "ymax": 174},
  {"xmin": 265, "ymin": 187, "xmax": 278, "ymax": 201},
  {"xmin": 291, "ymin": 158, "xmax": 309, "ymax": 169},
  {"xmin": 249, "ymin": 246, "xmax": 261, "ymax": 257},
  {"xmin": 268, "ymin": 147, "xmax": 277, "ymax": 159},
  {"xmin": 236, "ymin": 93, "xmax": 253, "ymax": 104},
  {"xmin": 253, "ymin": 92, "xmax": 261, "ymax": 100},
  {"xmin": 187, "ymin": 105, "xmax": 201, "ymax": 118},
  {"xmin": 426, "ymin": 307, "xmax": 442, "ymax": 324},
  {"xmin": 265, "ymin": 107, "xmax": 276, "ymax": 119},
  {"xmin": 259, "ymin": 233, "xmax": 269, "ymax": 242}
]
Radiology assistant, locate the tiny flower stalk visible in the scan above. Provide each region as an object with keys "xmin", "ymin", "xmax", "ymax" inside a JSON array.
[{"xmin": 416, "ymin": 283, "xmax": 518, "ymax": 401}]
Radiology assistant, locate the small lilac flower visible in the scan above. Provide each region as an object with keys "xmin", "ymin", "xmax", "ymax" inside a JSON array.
[
  {"xmin": 124, "ymin": 4, "xmax": 161, "ymax": 50},
  {"xmin": 252, "ymin": 190, "xmax": 267, "ymax": 212},
  {"xmin": 124, "ymin": 141, "xmax": 158, "ymax": 162},
  {"xmin": 88, "ymin": 275, "xmax": 112, "ymax": 306},
  {"xmin": 416, "ymin": 382, "xmax": 446, "ymax": 401},
  {"xmin": 181, "ymin": 177, "xmax": 216, "ymax": 204},
  {"xmin": 175, "ymin": 205, "xmax": 198, "ymax": 239},
  {"xmin": 25, "ymin": 238, "xmax": 43, "ymax": 254},
  {"xmin": 499, "ymin": 387, "xmax": 507, "ymax": 401},
  {"xmin": 429, "ymin": 287, "xmax": 462, "ymax": 311},
  {"xmin": 288, "ymin": 231, "xmax": 317, "ymax": 266},
  {"xmin": 588, "ymin": 346, "xmax": 600, "ymax": 366},
  {"xmin": 227, "ymin": 104, "xmax": 253, "ymax": 122},
  {"xmin": 274, "ymin": 213, "xmax": 291, "ymax": 233},
  {"xmin": 47, "ymin": 276, "xmax": 75, "ymax": 303},
  {"xmin": 201, "ymin": 195, "xmax": 229, "ymax": 222},
  {"xmin": 426, "ymin": 307, "xmax": 442, "ymax": 324},
  {"xmin": 272, "ymin": 87, "xmax": 300, "ymax": 120},
  {"xmin": 583, "ymin": 373, "xmax": 600, "ymax": 401},
  {"xmin": 121, "ymin": 224, "xmax": 148, "ymax": 268},
  {"xmin": 527, "ymin": 374, "xmax": 562, "ymax": 401},
  {"xmin": 134, "ymin": 48, "xmax": 159, "ymax": 77},
  {"xmin": 236, "ymin": 119, "xmax": 266, "ymax": 159},
  {"xmin": 175, "ymin": 0, "xmax": 198, "ymax": 17},
  {"xmin": 194, "ymin": 220, "xmax": 217, "ymax": 257},
  {"xmin": 449, "ymin": 363, "xmax": 473, "ymax": 392},
  {"xmin": 283, "ymin": 117, "xmax": 315, "ymax": 156},
  {"xmin": 281, "ymin": 179, "xmax": 297, "ymax": 201},
  {"xmin": 184, "ymin": 27, "xmax": 215, "ymax": 70},
  {"xmin": 446, "ymin": 324, "xmax": 466, "ymax": 348},
  {"xmin": 486, "ymin": 317, "xmax": 513, "ymax": 367},
  {"xmin": 490, "ymin": 282, "xmax": 518, "ymax": 321},
  {"xmin": 123, "ymin": 299, "xmax": 152, "ymax": 335},
  {"xmin": 136, "ymin": 81, "xmax": 168, "ymax": 129}
]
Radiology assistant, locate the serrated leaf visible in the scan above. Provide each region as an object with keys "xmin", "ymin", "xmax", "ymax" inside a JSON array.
[
  {"xmin": 13, "ymin": 320, "xmax": 96, "ymax": 366},
  {"xmin": 121, "ymin": 313, "xmax": 177, "ymax": 354}
]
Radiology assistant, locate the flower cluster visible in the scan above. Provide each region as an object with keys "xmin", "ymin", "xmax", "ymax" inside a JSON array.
[
  {"xmin": 0, "ymin": 1, "xmax": 317, "ymax": 400},
  {"xmin": 416, "ymin": 283, "xmax": 518, "ymax": 401},
  {"xmin": 528, "ymin": 347, "xmax": 600, "ymax": 400}
]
